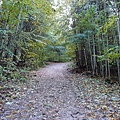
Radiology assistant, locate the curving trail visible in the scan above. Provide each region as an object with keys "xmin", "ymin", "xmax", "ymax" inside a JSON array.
[
  {"xmin": 1, "ymin": 63, "xmax": 85, "ymax": 120},
  {"xmin": 30, "ymin": 63, "xmax": 85, "ymax": 120},
  {"xmin": 1, "ymin": 63, "xmax": 120, "ymax": 120}
]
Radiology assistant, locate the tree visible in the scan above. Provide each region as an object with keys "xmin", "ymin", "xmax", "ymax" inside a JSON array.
[
  {"xmin": 0, "ymin": 0, "xmax": 53, "ymax": 80},
  {"xmin": 68, "ymin": 0, "xmax": 120, "ymax": 83}
]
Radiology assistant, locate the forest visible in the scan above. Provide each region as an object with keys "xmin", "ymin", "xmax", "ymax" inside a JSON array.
[
  {"xmin": 0, "ymin": 0, "xmax": 120, "ymax": 84},
  {"xmin": 0, "ymin": 0, "xmax": 120, "ymax": 120}
]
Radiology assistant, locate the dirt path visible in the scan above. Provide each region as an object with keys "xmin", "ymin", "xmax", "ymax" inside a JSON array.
[
  {"xmin": 1, "ymin": 63, "xmax": 120, "ymax": 120},
  {"xmin": 1, "ymin": 63, "xmax": 83, "ymax": 120}
]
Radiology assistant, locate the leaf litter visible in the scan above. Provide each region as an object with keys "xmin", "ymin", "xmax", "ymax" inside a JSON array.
[{"xmin": 0, "ymin": 63, "xmax": 120, "ymax": 120}]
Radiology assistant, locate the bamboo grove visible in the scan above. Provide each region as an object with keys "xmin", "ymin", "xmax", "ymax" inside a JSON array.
[{"xmin": 68, "ymin": 0, "xmax": 120, "ymax": 83}]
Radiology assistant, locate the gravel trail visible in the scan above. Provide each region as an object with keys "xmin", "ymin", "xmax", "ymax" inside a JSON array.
[
  {"xmin": 1, "ymin": 63, "xmax": 120, "ymax": 120},
  {"xmin": 1, "ymin": 63, "xmax": 85, "ymax": 120}
]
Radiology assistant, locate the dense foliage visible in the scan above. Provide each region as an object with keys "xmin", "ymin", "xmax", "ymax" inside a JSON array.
[
  {"xmin": 0, "ymin": 0, "xmax": 120, "ymax": 84},
  {"xmin": 0, "ymin": 0, "xmax": 70, "ymax": 82},
  {"xmin": 67, "ymin": 0, "xmax": 120, "ymax": 84}
]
